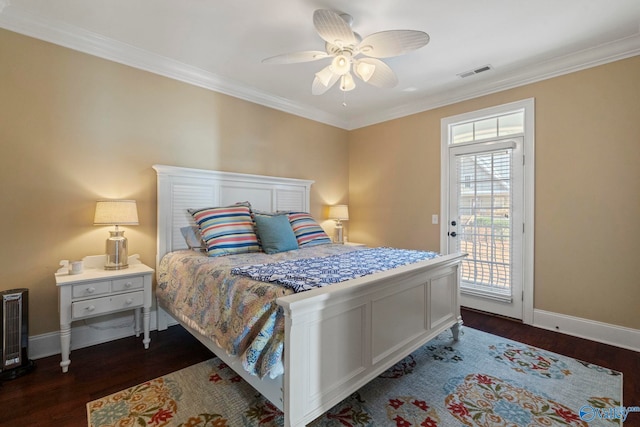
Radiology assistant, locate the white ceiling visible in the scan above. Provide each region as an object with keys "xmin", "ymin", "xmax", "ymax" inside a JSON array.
[{"xmin": 1, "ymin": 0, "xmax": 639, "ymax": 129}]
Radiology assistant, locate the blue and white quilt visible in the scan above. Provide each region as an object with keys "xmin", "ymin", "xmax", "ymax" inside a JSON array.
[{"xmin": 231, "ymin": 247, "xmax": 439, "ymax": 293}]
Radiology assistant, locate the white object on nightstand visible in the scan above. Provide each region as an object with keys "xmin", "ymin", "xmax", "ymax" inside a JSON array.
[
  {"xmin": 55, "ymin": 254, "xmax": 153, "ymax": 373},
  {"xmin": 344, "ymin": 241, "xmax": 366, "ymax": 247}
]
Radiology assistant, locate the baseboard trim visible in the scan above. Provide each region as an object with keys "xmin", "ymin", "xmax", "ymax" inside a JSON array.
[
  {"xmin": 29, "ymin": 308, "xmax": 639, "ymax": 360},
  {"xmin": 28, "ymin": 309, "xmax": 163, "ymax": 360},
  {"xmin": 533, "ymin": 309, "xmax": 640, "ymax": 352}
]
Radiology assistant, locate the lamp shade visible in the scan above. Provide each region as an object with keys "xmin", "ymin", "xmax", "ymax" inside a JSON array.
[
  {"xmin": 328, "ymin": 205, "xmax": 349, "ymax": 221},
  {"xmin": 94, "ymin": 200, "xmax": 139, "ymax": 225},
  {"xmin": 94, "ymin": 200, "xmax": 138, "ymax": 270}
]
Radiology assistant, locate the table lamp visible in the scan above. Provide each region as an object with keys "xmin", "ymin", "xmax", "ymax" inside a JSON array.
[
  {"xmin": 93, "ymin": 200, "xmax": 139, "ymax": 270},
  {"xmin": 328, "ymin": 204, "xmax": 349, "ymax": 244}
]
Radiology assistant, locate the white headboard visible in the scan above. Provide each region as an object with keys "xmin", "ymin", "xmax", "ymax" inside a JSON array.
[{"xmin": 153, "ymin": 165, "xmax": 314, "ymax": 266}]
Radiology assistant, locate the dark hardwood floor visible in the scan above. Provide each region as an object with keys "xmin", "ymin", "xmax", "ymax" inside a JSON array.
[{"xmin": 1, "ymin": 308, "xmax": 637, "ymax": 426}]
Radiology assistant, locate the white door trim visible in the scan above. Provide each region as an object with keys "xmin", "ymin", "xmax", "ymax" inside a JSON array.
[{"xmin": 440, "ymin": 98, "xmax": 535, "ymax": 324}]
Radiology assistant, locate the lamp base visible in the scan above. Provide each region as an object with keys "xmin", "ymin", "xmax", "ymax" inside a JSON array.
[
  {"xmin": 105, "ymin": 230, "xmax": 129, "ymax": 270},
  {"xmin": 105, "ymin": 263, "xmax": 129, "ymax": 270},
  {"xmin": 335, "ymin": 225, "xmax": 344, "ymax": 244}
]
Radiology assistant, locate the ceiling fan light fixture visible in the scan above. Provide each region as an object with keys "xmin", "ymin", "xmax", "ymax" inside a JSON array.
[
  {"xmin": 340, "ymin": 73, "xmax": 356, "ymax": 91},
  {"xmin": 355, "ymin": 61, "xmax": 376, "ymax": 82},
  {"xmin": 331, "ymin": 53, "xmax": 351, "ymax": 75},
  {"xmin": 264, "ymin": 9, "xmax": 430, "ymax": 96}
]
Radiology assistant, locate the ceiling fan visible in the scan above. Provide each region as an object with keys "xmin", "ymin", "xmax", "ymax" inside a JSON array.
[{"xmin": 262, "ymin": 9, "xmax": 430, "ymax": 95}]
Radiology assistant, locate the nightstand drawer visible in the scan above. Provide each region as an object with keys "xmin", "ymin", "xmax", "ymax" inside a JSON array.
[
  {"xmin": 112, "ymin": 276, "xmax": 144, "ymax": 292},
  {"xmin": 72, "ymin": 281, "xmax": 111, "ymax": 298},
  {"xmin": 72, "ymin": 291, "xmax": 144, "ymax": 319}
]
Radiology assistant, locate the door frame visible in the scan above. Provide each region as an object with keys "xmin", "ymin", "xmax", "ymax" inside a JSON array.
[{"xmin": 440, "ymin": 98, "xmax": 535, "ymax": 324}]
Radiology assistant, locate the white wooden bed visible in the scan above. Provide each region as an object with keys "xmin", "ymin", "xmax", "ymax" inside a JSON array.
[{"xmin": 153, "ymin": 164, "xmax": 466, "ymax": 427}]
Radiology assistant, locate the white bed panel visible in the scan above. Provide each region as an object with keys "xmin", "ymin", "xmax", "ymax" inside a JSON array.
[
  {"xmin": 307, "ymin": 304, "xmax": 367, "ymax": 403},
  {"xmin": 220, "ymin": 184, "xmax": 272, "ymax": 211},
  {"xmin": 371, "ymin": 280, "xmax": 427, "ymax": 364},
  {"xmin": 429, "ymin": 269, "xmax": 458, "ymax": 331},
  {"xmin": 275, "ymin": 189, "xmax": 306, "ymax": 212}
]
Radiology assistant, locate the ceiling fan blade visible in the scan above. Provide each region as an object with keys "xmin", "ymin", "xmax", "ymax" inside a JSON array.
[
  {"xmin": 357, "ymin": 30, "xmax": 430, "ymax": 58},
  {"xmin": 313, "ymin": 9, "xmax": 358, "ymax": 48},
  {"xmin": 354, "ymin": 58, "xmax": 398, "ymax": 88},
  {"xmin": 312, "ymin": 66, "xmax": 340, "ymax": 95},
  {"xmin": 262, "ymin": 50, "xmax": 329, "ymax": 64}
]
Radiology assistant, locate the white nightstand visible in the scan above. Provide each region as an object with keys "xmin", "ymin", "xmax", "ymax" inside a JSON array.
[{"xmin": 55, "ymin": 254, "xmax": 154, "ymax": 373}]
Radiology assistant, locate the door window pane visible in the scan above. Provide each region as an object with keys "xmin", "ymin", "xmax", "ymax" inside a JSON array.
[{"xmin": 456, "ymin": 149, "xmax": 512, "ymax": 294}]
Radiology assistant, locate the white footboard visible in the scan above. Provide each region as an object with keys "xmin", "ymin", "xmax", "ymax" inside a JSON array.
[{"xmin": 277, "ymin": 252, "xmax": 465, "ymax": 427}]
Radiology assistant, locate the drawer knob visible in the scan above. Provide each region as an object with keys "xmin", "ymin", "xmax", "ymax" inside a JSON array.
[
  {"xmin": 125, "ymin": 299, "xmax": 133, "ymax": 305},
  {"xmin": 87, "ymin": 287, "xmax": 95, "ymax": 294},
  {"xmin": 125, "ymin": 282, "xmax": 132, "ymax": 288},
  {"xmin": 86, "ymin": 305, "xmax": 96, "ymax": 312}
]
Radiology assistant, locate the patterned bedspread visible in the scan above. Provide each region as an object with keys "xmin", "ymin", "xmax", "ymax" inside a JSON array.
[
  {"xmin": 231, "ymin": 247, "xmax": 439, "ymax": 292},
  {"xmin": 156, "ymin": 244, "xmax": 364, "ymax": 379}
]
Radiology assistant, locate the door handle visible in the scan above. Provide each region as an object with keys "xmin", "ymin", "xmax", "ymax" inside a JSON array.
[{"xmin": 449, "ymin": 231, "xmax": 457, "ymax": 237}]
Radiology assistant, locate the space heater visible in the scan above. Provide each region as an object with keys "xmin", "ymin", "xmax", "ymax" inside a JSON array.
[{"xmin": 1, "ymin": 288, "xmax": 34, "ymax": 380}]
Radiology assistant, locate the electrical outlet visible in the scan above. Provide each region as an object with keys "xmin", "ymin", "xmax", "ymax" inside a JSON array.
[{"xmin": 432, "ymin": 214, "xmax": 438, "ymax": 225}]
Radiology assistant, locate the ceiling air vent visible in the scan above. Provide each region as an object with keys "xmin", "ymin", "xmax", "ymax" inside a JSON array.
[{"xmin": 457, "ymin": 64, "xmax": 493, "ymax": 78}]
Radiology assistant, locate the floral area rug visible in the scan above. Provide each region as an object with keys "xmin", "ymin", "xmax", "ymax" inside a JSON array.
[{"xmin": 87, "ymin": 327, "xmax": 622, "ymax": 426}]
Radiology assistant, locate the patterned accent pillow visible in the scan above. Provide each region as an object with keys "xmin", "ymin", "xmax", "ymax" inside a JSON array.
[
  {"xmin": 189, "ymin": 204, "xmax": 260, "ymax": 256},
  {"xmin": 287, "ymin": 212, "xmax": 332, "ymax": 247}
]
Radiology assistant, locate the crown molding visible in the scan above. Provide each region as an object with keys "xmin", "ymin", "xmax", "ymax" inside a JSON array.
[
  {"xmin": 1, "ymin": 5, "xmax": 638, "ymax": 131},
  {"xmin": 0, "ymin": 5, "xmax": 349, "ymax": 129},
  {"xmin": 347, "ymin": 32, "xmax": 640, "ymax": 129}
]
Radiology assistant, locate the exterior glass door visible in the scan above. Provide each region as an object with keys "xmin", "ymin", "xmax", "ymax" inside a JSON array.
[{"xmin": 449, "ymin": 138, "xmax": 523, "ymax": 319}]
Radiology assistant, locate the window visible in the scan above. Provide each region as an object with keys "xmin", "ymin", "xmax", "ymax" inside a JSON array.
[{"xmin": 451, "ymin": 111, "xmax": 524, "ymax": 144}]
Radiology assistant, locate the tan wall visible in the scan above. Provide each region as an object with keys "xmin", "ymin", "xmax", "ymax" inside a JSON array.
[
  {"xmin": 0, "ymin": 29, "xmax": 349, "ymax": 335},
  {"xmin": 349, "ymin": 56, "xmax": 640, "ymax": 329},
  {"xmin": 2, "ymin": 26, "xmax": 638, "ymax": 337}
]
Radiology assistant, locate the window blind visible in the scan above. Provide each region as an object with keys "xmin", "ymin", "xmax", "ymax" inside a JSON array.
[{"xmin": 456, "ymin": 149, "xmax": 513, "ymax": 297}]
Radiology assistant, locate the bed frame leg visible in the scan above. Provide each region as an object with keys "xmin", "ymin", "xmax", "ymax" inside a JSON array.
[
  {"xmin": 157, "ymin": 301, "xmax": 169, "ymax": 331},
  {"xmin": 451, "ymin": 318, "xmax": 463, "ymax": 341}
]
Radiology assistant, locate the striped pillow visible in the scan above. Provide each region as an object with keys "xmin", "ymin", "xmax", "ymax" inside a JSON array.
[
  {"xmin": 288, "ymin": 212, "xmax": 332, "ymax": 247},
  {"xmin": 189, "ymin": 205, "xmax": 260, "ymax": 256}
]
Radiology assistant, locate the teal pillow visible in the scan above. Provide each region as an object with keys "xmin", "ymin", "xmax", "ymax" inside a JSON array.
[{"xmin": 254, "ymin": 214, "xmax": 299, "ymax": 254}]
